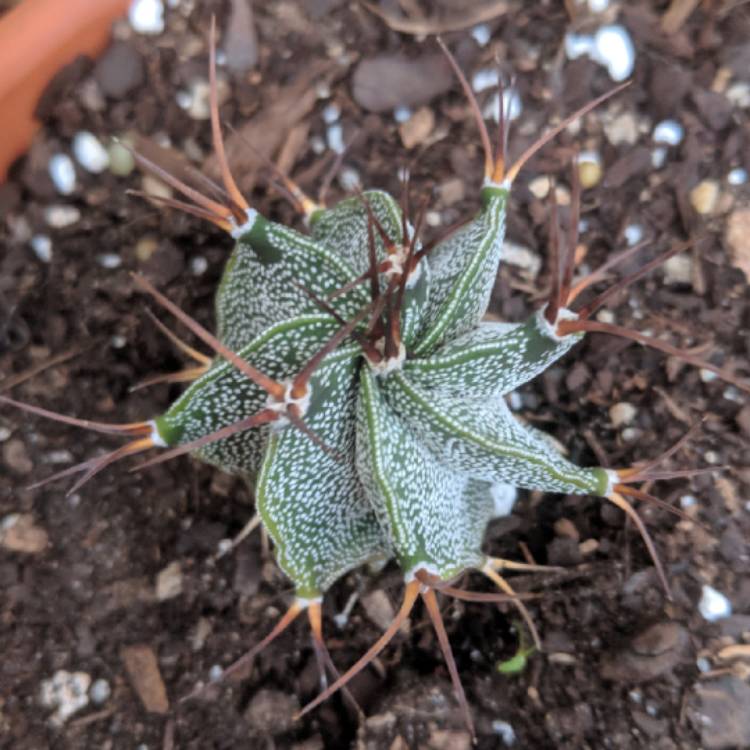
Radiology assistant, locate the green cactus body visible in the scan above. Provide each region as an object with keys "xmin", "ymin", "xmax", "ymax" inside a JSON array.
[{"xmin": 150, "ymin": 185, "xmax": 611, "ymax": 598}]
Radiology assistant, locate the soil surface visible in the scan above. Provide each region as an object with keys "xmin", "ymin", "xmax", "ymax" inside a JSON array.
[{"xmin": 2, "ymin": 1, "xmax": 750, "ymax": 749}]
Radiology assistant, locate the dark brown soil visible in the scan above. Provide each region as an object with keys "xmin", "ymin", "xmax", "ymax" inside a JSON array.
[{"xmin": 2, "ymin": 2, "xmax": 750, "ymax": 749}]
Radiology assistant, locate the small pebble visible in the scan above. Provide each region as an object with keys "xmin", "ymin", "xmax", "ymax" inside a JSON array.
[
  {"xmin": 1, "ymin": 513, "xmax": 48, "ymax": 553},
  {"xmin": 680, "ymin": 494, "xmax": 697, "ymax": 509},
  {"xmin": 663, "ymin": 254, "xmax": 692, "ymax": 285},
  {"xmin": 108, "ymin": 141, "xmax": 135, "ymax": 176},
  {"xmin": 322, "ymin": 103, "xmax": 340, "ymax": 124},
  {"xmin": 208, "ymin": 664, "xmax": 223, "ymax": 682},
  {"xmin": 393, "ymin": 105, "xmax": 412, "ymax": 124},
  {"xmin": 326, "ymin": 124, "xmax": 345, "ymax": 154},
  {"xmin": 621, "ymin": 427, "xmax": 641, "ymax": 442},
  {"xmin": 651, "ymin": 147, "xmax": 668, "ymax": 169},
  {"xmin": 492, "ymin": 719, "xmax": 516, "ymax": 746},
  {"xmin": 426, "ymin": 210, "xmax": 442, "ymax": 227},
  {"xmin": 45, "ymin": 204, "xmax": 81, "ymax": 228},
  {"xmin": 579, "ymin": 538, "xmax": 599, "ymax": 556},
  {"xmin": 190, "ymin": 256, "xmax": 208, "ymax": 276},
  {"xmin": 142, "ymin": 174, "xmax": 173, "ymax": 200},
  {"xmin": 609, "ymin": 401, "xmax": 637, "ymax": 427},
  {"xmin": 592, "ymin": 25, "xmax": 635, "ymax": 82},
  {"xmin": 624, "ymin": 223, "xmax": 643, "ymax": 246},
  {"xmin": 185, "ymin": 79, "xmax": 212, "ymax": 120},
  {"xmin": 588, "ymin": 0, "xmax": 609, "ymax": 11},
  {"xmin": 399, "ymin": 107, "xmax": 434, "ymax": 149},
  {"xmin": 310, "ymin": 135, "xmax": 326, "ymax": 155},
  {"xmin": 361, "ymin": 589, "xmax": 398, "ymax": 631},
  {"xmin": 577, "ymin": 151, "xmax": 602, "ymax": 188},
  {"xmin": 110, "ymin": 334, "xmax": 126, "ymax": 349},
  {"xmin": 504, "ymin": 241, "xmax": 542, "ymax": 279},
  {"xmin": 471, "ymin": 24, "xmax": 492, "ymax": 47},
  {"xmin": 727, "ymin": 167, "xmax": 748, "ymax": 186},
  {"xmin": 0, "ymin": 426, "xmax": 10, "ymax": 442},
  {"xmin": 128, "ymin": 0, "xmax": 165, "ymax": 35},
  {"xmin": 689, "ymin": 180, "xmax": 720, "ymax": 215},
  {"xmin": 696, "ymin": 656, "xmax": 711, "ymax": 673},
  {"xmin": 338, "ymin": 166, "xmax": 360, "ymax": 192},
  {"xmin": 554, "ymin": 518, "xmax": 579, "ymax": 541},
  {"xmin": 699, "ymin": 585, "xmax": 732, "ymax": 621},
  {"xmin": 528, "ymin": 175, "xmax": 551, "ymax": 199},
  {"xmin": 30, "ymin": 235, "xmax": 52, "ymax": 263},
  {"xmin": 507, "ymin": 391, "xmax": 522, "ymax": 410},
  {"xmin": 604, "ymin": 111, "xmax": 639, "ymax": 146},
  {"xmin": 653, "ymin": 120, "xmax": 684, "ymax": 146},
  {"xmin": 554, "ymin": 185, "xmax": 571, "ymax": 205},
  {"xmin": 700, "ymin": 369, "xmax": 718, "ymax": 383},
  {"xmin": 89, "ymin": 678, "xmax": 111, "ymax": 705},
  {"xmin": 490, "ymin": 483, "xmax": 518, "ymax": 517},
  {"xmin": 726, "ymin": 81, "xmax": 750, "ymax": 108},
  {"xmin": 438, "ymin": 177, "xmax": 465, "ymax": 206},
  {"xmin": 39, "ymin": 670, "xmax": 91, "ymax": 726},
  {"xmin": 98, "ymin": 253, "xmax": 122, "ymax": 269},
  {"xmin": 564, "ymin": 33, "xmax": 595, "ymax": 61},
  {"xmin": 483, "ymin": 88, "xmax": 522, "ymax": 123},
  {"xmin": 48, "ymin": 154, "xmax": 76, "ymax": 195},
  {"xmin": 155, "ymin": 561, "xmax": 183, "ymax": 601},
  {"xmin": 472, "ymin": 68, "xmax": 499, "ymax": 93},
  {"xmin": 72, "ymin": 131, "xmax": 110, "ymax": 173},
  {"xmin": 47, "ymin": 449, "xmax": 74, "ymax": 464}
]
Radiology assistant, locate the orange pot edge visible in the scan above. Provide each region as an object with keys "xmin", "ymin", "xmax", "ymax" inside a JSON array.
[{"xmin": 0, "ymin": 0, "xmax": 131, "ymax": 182}]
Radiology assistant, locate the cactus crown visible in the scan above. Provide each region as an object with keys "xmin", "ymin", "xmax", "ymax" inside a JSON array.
[{"xmin": 4, "ymin": 26, "xmax": 748, "ymax": 737}]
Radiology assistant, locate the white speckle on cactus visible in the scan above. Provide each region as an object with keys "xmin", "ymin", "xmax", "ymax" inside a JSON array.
[
  {"xmin": 129, "ymin": 0, "xmax": 165, "ymax": 35},
  {"xmin": 48, "ymin": 154, "xmax": 76, "ymax": 195},
  {"xmin": 699, "ymin": 585, "xmax": 732, "ymax": 622},
  {"xmin": 73, "ymin": 131, "xmax": 110, "ymax": 173},
  {"xmin": 653, "ymin": 120, "xmax": 684, "ymax": 146}
]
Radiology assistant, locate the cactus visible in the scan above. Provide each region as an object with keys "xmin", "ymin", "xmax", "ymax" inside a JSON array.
[{"xmin": 3, "ymin": 28, "xmax": 748, "ymax": 737}]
